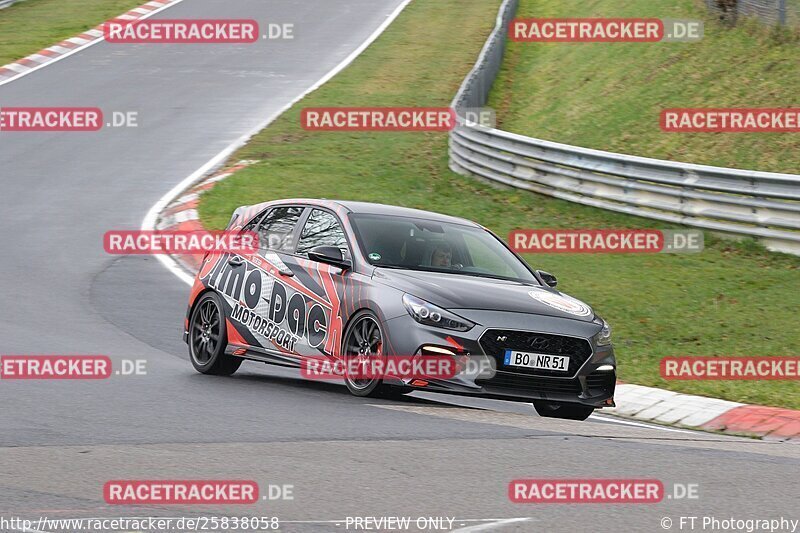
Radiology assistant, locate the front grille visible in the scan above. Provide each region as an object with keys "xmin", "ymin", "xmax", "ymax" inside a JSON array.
[
  {"xmin": 479, "ymin": 329, "xmax": 593, "ymax": 377},
  {"xmin": 477, "ymin": 371, "xmax": 582, "ymax": 395}
]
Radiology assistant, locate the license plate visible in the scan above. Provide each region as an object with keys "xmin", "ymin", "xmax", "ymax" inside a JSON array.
[{"xmin": 503, "ymin": 350, "xmax": 570, "ymax": 372}]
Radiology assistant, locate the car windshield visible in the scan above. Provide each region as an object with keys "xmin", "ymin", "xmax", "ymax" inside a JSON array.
[{"xmin": 349, "ymin": 213, "xmax": 538, "ymax": 283}]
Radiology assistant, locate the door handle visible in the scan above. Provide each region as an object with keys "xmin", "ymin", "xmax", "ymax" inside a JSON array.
[
  {"xmin": 278, "ymin": 269, "xmax": 294, "ymax": 277},
  {"xmin": 228, "ymin": 256, "xmax": 244, "ymax": 267}
]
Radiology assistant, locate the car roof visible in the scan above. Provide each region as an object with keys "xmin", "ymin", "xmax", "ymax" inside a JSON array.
[
  {"xmin": 324, "ymin": 200, "xmax": 481, "ymax": 228},
  {"xmin": 249, "ymin": 198, "xmax": 482, "ymax": 228}
]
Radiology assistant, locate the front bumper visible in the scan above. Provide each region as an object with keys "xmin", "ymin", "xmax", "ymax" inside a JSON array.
[{"xmin": 381, "ymin": 311, "xmax": 616, "ymax": 408}]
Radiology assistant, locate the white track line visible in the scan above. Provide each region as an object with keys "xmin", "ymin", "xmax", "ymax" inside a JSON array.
[
  {"xmin": 390, "ymin": 395, "xmax": 698, "ymax": 435},
  {"xmin": 0, "ymin": 0, "xmax": 188, "ymax": 88},
  {"xmin": 451, "ymin": 518, "xmax": 533, "ymax": 532},
  {"xmin": 590, "ymin": 413, "xmax": 696, "ymax": 434},
  {"xmin": 140, "ymin": 0, "xmax": 414, "ymax": 286}
]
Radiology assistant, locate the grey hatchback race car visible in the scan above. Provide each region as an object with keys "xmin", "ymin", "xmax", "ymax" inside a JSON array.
[{"xmin": 185, "ymin": 199, "xmax": 616, "ymax": 420}]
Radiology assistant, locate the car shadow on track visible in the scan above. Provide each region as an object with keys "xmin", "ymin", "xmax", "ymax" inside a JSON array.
[{"xmin": 213, "ymin": 365, "xmax": 479, "ymax": 409}]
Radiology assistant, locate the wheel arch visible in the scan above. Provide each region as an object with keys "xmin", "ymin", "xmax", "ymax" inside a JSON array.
[
  {"xmin": 339, "ymin": 306, "xmax": 397, "ymax": 356},
  {"xmin": 188, "ymin": 287, "xmax": 219, "ymax": 323}
]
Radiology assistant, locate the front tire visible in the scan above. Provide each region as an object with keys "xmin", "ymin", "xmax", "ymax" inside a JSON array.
[
  {"xmin": 533, "ymin": 401, "xmax": 594, "ymax": 421},
  {"xmin": 342, "ymin": 310, "xmax": 388, "ymax": 397},
  {"xmin": 188, "ymin": 292, "xmax": 242, "ymax": 376}
]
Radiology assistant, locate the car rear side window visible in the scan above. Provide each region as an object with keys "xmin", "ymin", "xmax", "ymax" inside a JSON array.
[
  {"xmin": 257, "ymin": 206, "xmax": 304, "ymax": 252},
  {"xmin": 241, "ymin": 209, "xmax": 268, "ymax": 233},
  {"xmin": 296, "ymin": 209, "xmax": 349, "ymax": 257}
]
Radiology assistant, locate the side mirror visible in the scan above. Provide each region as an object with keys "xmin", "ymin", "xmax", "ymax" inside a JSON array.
[
  {"xmin": 308, "ymin": 245, "xmax": 351, "ymax": 270},
  {"xmin": 537, "ymin": 270, "xmax": 558, "ymax": 288}
]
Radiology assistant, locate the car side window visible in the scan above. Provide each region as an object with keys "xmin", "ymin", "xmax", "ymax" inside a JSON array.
[
  {"xmin": 296, "ymin": 209, "xmax": 349, "ymax": 257},
  {"xmin": 241, "ymin": 209, "xmax": 268, "ymax": 233},
  {"xmin": 256, "ymin": 206, "xmax": 304, "ymax": 252},
  {"xmin": 462, "ymin": 233, "xmax": 517, "ymax": 278}
]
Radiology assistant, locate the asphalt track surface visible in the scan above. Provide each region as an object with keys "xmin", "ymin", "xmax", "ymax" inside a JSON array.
[{"xmin": 0, "ymin": 1, "xmax": 798, "ymax": 532}]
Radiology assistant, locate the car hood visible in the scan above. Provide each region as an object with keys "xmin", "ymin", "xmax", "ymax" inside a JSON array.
[{"xmin": 373, "ymin": 268, "xmax": 596, "ymax": 322}]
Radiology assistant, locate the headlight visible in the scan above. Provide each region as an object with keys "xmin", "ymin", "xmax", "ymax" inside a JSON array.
[
  {"xmin": 596, "ymin": 318, "xmax": 612, "ymax": 346},
  {"xmin": 402, "ymin": 294, "xmax": 474, "ymax": 332}
]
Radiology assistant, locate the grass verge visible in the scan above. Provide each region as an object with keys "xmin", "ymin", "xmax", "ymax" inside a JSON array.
[
  {"xmin": 0, "ymin": 0, "xmax": 145, "ymax": 66},
  {"xmin": 488, "ymin": 0, "xmax": 800, "ymax": 173},
  {"xmin": 198, "ymin": 0, "xmax": 800, "ymax": 410}
]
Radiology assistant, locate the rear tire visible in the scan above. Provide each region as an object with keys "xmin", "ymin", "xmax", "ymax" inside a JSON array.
[
  {"xmin": 188, "ymin": 292, "xmax": 242, "ymax": 376},
  {"xmin": 533, "ymin": 401, "xmax": 594, "ymax": 421}
]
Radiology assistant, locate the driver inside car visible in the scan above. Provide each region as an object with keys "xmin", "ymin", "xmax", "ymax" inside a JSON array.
[{"xmin": 430, "ymin": 241, "xmax": 453, "ymax": 267}]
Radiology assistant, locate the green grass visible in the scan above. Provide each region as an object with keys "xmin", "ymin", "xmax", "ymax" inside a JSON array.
[
  {"xmin": 0, "ymin": 0, "xmax": 145, "ymax": 66},
  {"xmin": 489, "ymin": 0, "xmax": 800, "ymax": 173},
  {"xmin": 198, "ymin": 0, "xmax": 800, "ymax": 410}
]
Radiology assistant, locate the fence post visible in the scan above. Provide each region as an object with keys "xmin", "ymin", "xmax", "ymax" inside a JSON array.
[{"xmin": 778, "ymin": 0, "xmax": 787, "ymax": 25}]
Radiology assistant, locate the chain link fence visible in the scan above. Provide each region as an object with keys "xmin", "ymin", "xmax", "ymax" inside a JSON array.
[{"xmin": 705, "ymin": 0, "xmax": 800, "ymax": 27}]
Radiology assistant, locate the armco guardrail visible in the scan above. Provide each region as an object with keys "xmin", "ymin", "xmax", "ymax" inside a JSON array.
[
  {"xmin": 0, "ymin": 0, "xmax": 22, "ymax": 9},
  {"xmin": 451, "ymin": 0, "xmax": 519, "ymax": 112},
  {"xmin": 449, "ymin": 0, "xmax": 800, "ymax": 255}
]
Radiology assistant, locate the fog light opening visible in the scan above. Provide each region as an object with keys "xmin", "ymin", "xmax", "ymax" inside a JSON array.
[{"xmin": 419, "ymin": 345, "xmax": 457, "ymax": 356}]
